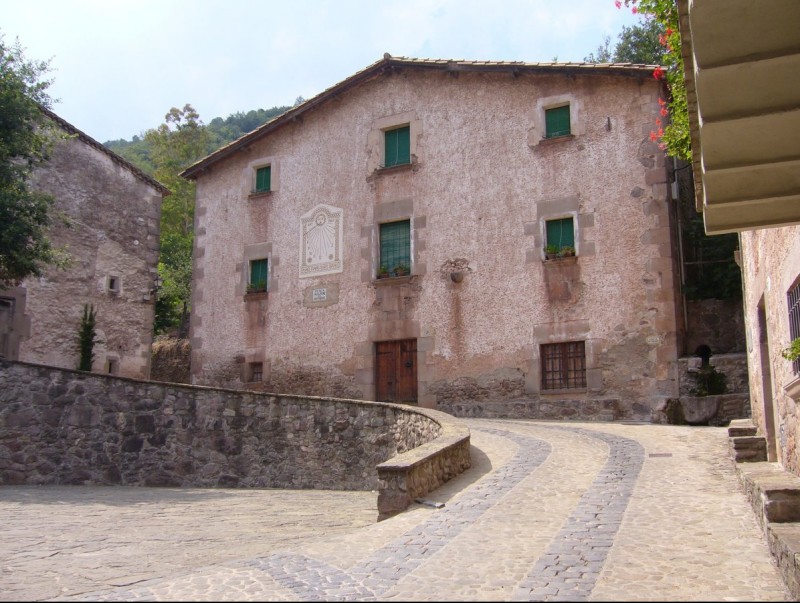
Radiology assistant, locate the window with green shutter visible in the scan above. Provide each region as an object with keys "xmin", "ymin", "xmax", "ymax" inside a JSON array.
[
  {"xmin": 384, "ymin": 125, "xmax": 411, "ymax": 167},
  {"xmin": 255, "ymin": 166, "xmax": 271, "ymax": 193},
  {"xmin": 546, "ymin": 217, "xmax": 575, "ymax": 250},
  {"xmin": 248, "ymin": 258, "xmax": 268, "ymax": 291},
  {"xmin": 545, "ymin": 105, "xmax": 571, "ymax": 138},
  {"xmin": 379, "ymin": 220, "xmax": 411, "ymax": 276}
]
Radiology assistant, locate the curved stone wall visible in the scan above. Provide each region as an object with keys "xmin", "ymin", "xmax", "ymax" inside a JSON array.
[{"xmin": 0, "ymin": 360, "xmax": 470, "ymax": 517}]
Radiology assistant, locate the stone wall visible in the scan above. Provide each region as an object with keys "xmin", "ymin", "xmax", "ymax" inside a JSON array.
[
  {"xmin": 685, "ymin": 298, "xmax": 746, "ymax": 355},
  {"xmin": 0, "ymin": 360, "xmax": 470, "ymax": 518},
  {"xmin": 0, "ymin": 113, "xmax": 165, "ymax": 379}
]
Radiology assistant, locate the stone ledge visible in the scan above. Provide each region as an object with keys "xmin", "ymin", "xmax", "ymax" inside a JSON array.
[
  {"xmin": 728, "ymin": 418, "xmax": 758, "ymax": 437},
  {"xmin": 733, "ymin": 458, "xmax": 800, "ymax": 599},
  {"xmin": 376, "ymin": 410, "xmax": 471, "ymax": 521},
  {"xmin": 730, "ymin": 435, "xmax": 768, "ymax": 462}
]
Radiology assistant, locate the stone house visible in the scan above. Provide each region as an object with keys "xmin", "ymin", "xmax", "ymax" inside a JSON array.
[
  {"xmin": 0, "ymin": 108, "xmax": 168, "ymax": 379},
  {"xmin": 182, "ymin": 55, "xmax": 682, "ymax": 422},
  {"xmin": 677, "ymin": 0, "xmax": 800, "ymax": 468}
]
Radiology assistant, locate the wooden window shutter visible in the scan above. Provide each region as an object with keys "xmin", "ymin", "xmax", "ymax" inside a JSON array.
[
  {"xmin": 249, "ymin": 259, "xmax": 268, "ymax": 289},
  {"xmin": 384, "ymin": 125, "xmax": 410, "ymax": 167},
  {"xmin": 546, "ymin": 217, "xmax": 575, "ymax": 249},
  {"xmin": 379, "ymin": 220, "xmax": 411, "ymax": 271},
  {"xmin": 545, "ymin": 105, "xmax": 571, "ymax": 138},
  {"xmin": 255, "ymin": 166, "xmax": 271, "ymax": 192}
]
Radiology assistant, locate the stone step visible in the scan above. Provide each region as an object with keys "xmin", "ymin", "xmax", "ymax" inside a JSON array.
[
  {"xmin": 728, "ymin": 418, "xmax": 758, "ymax": 437},
  {"xmin": 730, "ymin": 435, "xmax": 768, "ymax": 463}
]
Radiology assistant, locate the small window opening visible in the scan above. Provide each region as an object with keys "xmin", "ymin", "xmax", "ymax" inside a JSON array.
[
  {"xmin": 545, "ymin": 105, "xmax": 571, "ymax": 138},
  {"xmin": 541, "ymin": 341, "xmax": 586, "ymax": 390},
  {"xmin": 249, "ymin": 362, "xmax": 263, "ymax": 382}
]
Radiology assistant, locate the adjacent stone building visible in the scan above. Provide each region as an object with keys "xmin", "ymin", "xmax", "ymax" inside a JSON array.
[
  {"xmin": 182, "ymin": 55, "xmax": 682, "ymax": 421},
  {"xmin": 677, "ymin": 0, "xmax": 800, "ymax": 469},
  {"xmin": 0, "ymin": 108, "xmax": 168, "ymax": 379}
]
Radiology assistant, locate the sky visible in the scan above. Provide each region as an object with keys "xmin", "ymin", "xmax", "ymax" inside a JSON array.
[{"xmin": 2, "ymin": 0, "xmax": 645, "ymax": 144}]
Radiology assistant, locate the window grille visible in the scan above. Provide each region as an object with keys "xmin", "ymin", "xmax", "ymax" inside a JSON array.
[
  {"xmin": 541, "ymin": 341, "xmax": 586, "ymax": 390},
  {"xmin": 250, "ymin": 362, "xmax": 263, "ymax": 382},
  {"xmin": 546, "ymin": 217, "xmax": 575, "ymax": 249},
  {"xmin": 249, "ymin": 259, "xmax": 268, "ymax": 291},
  {"xmin": 788, "ymin": 282, "xmax": 800, "ymax": 374},
  {"xmin": 379, "ymin": 220, "xmax": 411, "ymax": 273}
]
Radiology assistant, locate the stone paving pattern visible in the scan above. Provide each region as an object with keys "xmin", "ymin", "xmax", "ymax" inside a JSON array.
[{"xmin": 0, "ymin": 420, "xmax": 792, "ymax": 601}]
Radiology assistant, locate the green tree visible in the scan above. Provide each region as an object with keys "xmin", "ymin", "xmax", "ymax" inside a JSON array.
[
  {"xmin": 617, "ymin": 0, "xmax": 690, "ymax": 161},
  {"xmin": 0, "ymin": 33, "xmax": 59, "ymax": 287},
  {"xmin": 145, "ymin": 104, "xmax": 209, "ymax": 334},
  {"xmin": 77, "ymin": 303, "xmax": 98, "ymax": 371}
]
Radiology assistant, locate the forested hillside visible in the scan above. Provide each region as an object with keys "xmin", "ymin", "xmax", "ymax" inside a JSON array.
[
  {"xmin": 105, "ymin": 105, "xmax": 294, "ymax": 174},
  {"xmin": 104, "ymin": 101, "xmax": 297, "ymax": 336}
]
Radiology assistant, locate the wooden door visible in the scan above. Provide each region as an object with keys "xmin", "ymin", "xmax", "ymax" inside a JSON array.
[{"xmin": 375, "ymin": 339, "xmax": 417, "ymax": 404}]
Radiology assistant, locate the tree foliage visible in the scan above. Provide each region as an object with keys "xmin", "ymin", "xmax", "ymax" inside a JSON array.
[
  {"xmin": 584, "ymin": 19, "xmax": 666, "ymax": 65},
  {"xmin": 0, "ymin": 33, "xmax": 60, "ymax": 288},
  {"xmin": 617, "ymin": 0, "xmax": 690, "ymax": 161},
  {"xmin": 77, "ymin": 303, "xmax": 98, "ymax": 371},
  {"xmin": 104, "ymin": 102, "xmax": 293, "ymax": 335}
]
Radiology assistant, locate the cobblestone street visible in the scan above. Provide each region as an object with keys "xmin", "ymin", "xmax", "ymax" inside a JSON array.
[{"xmin": 0, "ymin": 420, "xmax": 791, "ymax": 601}]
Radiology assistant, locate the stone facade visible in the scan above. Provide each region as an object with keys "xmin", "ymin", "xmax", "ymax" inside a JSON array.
[
  {"xmin": 183, "ymin": 56, "xmax": 681, "ymax": 422},
  {"xmin": 0, "ymin": 359, "xmax": 470, "ymax": 518},
  {"xmin": 739, "ymin": 224, "xmax": 800, "ymax": 475},
  {"xmin": 0, "ymin": 109, "xmax": 167, "ymax": 379}
]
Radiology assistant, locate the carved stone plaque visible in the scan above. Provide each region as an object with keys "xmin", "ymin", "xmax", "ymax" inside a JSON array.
[{"xmin": 299, "ymin": 204, "xmax": 343, "ymax": 278}]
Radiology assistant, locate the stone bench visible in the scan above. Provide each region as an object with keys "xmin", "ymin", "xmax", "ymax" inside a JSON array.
[
  {"xmin": 728, "ymin": 420, "xmax": 767, "ymax": 462},
  {"xmin": 730, "ymin": 425, "xmax": 800, "ymax": 599},
  {"xmin": 376, "ymin": 412, "xmax": 471, "ymax": 521}
]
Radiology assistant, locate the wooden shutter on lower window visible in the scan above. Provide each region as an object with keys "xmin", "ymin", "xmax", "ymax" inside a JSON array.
[{"xmin": 546, "ymin": 218, "xmax": 575, "ymax": 249}]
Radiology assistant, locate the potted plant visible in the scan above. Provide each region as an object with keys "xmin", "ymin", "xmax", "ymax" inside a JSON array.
[
  {"xmin": 560, "ymin": 245, "xmax": 575, "ymax": 257},
  {"xmin": 247, "ymin": 280, "xmax": 267, "ymax": 293},
  {"xmin": 544, "ymin": 244, "xmax": 560, "ymax": 260},
  {"xmin": 782, "ymin": 338, "xmax": 800, "ymax": 362},
  {"xmin": 377, "ymin": 265, "xmax": 390, "ymax": 279},
  {"xmin": 393, "ymin": 262, "xmax": 410, "ymax": 277}
]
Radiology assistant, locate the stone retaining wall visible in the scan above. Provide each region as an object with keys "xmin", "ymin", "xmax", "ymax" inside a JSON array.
[{"xmin": 0, "ymin": 360, "xmax": 470, "ymax": 518}]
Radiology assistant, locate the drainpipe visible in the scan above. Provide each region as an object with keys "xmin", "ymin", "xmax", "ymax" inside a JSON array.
[{"xmin": 673, "ymin": 156, "xmax": 689, "ymax": 357}]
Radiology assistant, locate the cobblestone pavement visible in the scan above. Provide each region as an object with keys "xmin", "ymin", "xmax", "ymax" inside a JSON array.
[{"xmin": 0, "ymin": 419, "xmax": 792, "ymax": 601}]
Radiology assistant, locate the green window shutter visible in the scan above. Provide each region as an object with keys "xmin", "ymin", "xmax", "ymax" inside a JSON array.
[
  {"xmin": 379, "ymin": 220, "xmax": 411, "ymax": 272},
  {"xmin": 384, "ymin": 125, "xmax": 410, "ymax": 167},
  {"xmin": 546, "ymin": 218, "xmax": 575, "ymax": 249},
  {"xmin": 545, "ymin": 105, "xmax": 571, "ymax": 138},
  {"xmin": 255, "ymin": 166, "xmax": 271, "ymax": 192},
  {"xmin": 249, "ymin": 259, "xmax": 268, "ymax": 290}
]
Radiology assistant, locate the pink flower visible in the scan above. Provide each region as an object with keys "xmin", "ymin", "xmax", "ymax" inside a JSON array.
[
  {"xmin": 614, "ymin": 0, "xmax": 622, "ymax": 8},
  {"xmin": 660, "ymin": 107, "xmax": 669, "ymax": 117},
  {"xmin": 649, "ymin": 130, "xmax": 658, "ymax": 142},
  {"xmin": 632, "ymin": 6, "xmax": 638, "ymax": 13}
]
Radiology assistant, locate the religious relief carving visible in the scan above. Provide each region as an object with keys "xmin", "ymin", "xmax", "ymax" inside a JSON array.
[{"xmin": 299, "ymin": 204, "xmax": 343, "ymax": 278}]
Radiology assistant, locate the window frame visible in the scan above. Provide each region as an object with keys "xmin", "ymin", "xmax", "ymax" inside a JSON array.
[
  {"xmin": 544, "ymin": 104, "xmax": 571, "ymax": 138},
  {"xmin": 788, "ymin": 282, "xmax": 800, "ymax": 374},
  {"xmin": 383, "ymin": 124, "xmax": 411, "ymax": 168},
  {"xmin": 254, "ymin": 165, "xmax": 271, "ymax": 193},
  {"xmin": 378, "ymin": 219, "xmax": 412, "ymax": 279},
  {"xmin": 541, "ymin": 341, "xmax": 587, "ymax": 391},
  {"xmin": 248, "ymin": 258, "xmax": 269, "ymax": 293}
]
